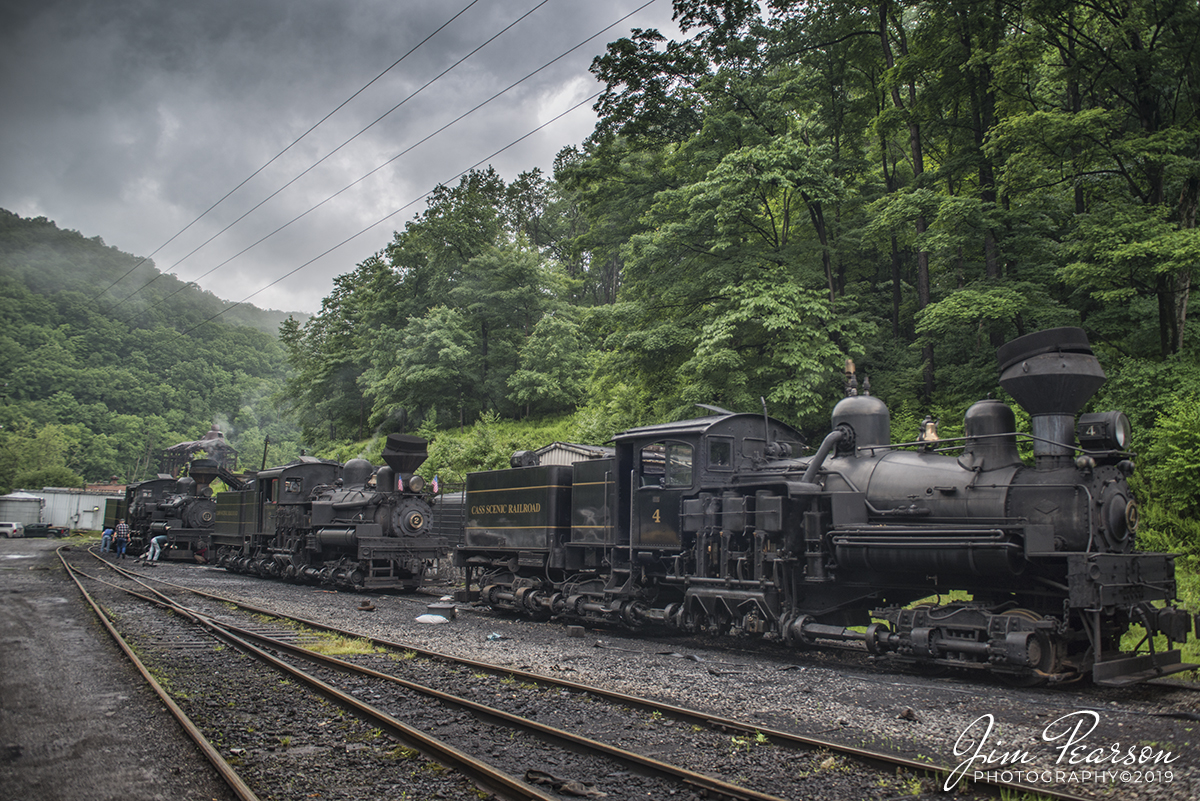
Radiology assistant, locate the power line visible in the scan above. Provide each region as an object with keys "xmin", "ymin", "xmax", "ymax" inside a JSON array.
[
  {"xmin": 118, "ymin": 0, "xmax": 555, "ymax": 322},
  {"xmin": 130, "ymin": 0, "xmax": 660, "ymax": 329},
  {"xmin": 172, "ymin": 89, "xmax": 605, "ymax": 341},
  {"xmin": 92, "ymin": 0, "xmax": 485, "ymax": 307}
]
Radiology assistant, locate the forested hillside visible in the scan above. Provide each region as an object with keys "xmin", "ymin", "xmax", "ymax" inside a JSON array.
[
  {"xmin": 281, "ymin": 1, "xmax": 1199, "ymax": 567},
  {"xmin": 0, "ymin": 210, "xmax": 304, "ymax": 491}
]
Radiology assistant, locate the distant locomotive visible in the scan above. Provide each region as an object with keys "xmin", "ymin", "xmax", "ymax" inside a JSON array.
[
  {"xmin": 455, "ymin": 328, "xmax": 1197, "ymax": 686},
  {"xmin": 106, "ymin": 458, "xmax": 244, "ymax": 559},
  {"xmin": 212, "ymin": 434, "xmax": 449, "ymax": 591}
]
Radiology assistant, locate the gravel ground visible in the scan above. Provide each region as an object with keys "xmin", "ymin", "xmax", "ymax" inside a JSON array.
[
  {"xmin": 74, "ymin": 552, "xmax": 942, "ymax": 800},
  {"xmin": 150, "ymin": 554, "xmax": 1200, "ymax": 801},
  {"xmin": 7, "ymin": 536, "xmax": 1199, "ymax": 800},
  {"xmin": 0, "ymin": 537, "xmax": 237, "ymax": 801}
]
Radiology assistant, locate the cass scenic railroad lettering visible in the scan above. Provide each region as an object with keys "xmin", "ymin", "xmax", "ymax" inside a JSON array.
[{"xmin": 471, "ymin": 503, "xmax": 542, "ymax": 516}]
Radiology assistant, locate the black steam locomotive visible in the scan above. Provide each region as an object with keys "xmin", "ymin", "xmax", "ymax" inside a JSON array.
[
  {"xmin": 455, "ymin": 328, "xmax": 1197, "ymax": 686},
  {"xmin": 106, "ymin": 459, "xmax": 244, "ymax": 559},
  {"xmin": 211, "ymin": 435, "xmax": 449, "ymax": 591}
]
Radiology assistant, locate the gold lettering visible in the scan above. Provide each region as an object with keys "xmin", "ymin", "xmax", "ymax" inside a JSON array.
[{"xmin": 470, "ymin": 502, "xmax": 542, "ymax": 516}]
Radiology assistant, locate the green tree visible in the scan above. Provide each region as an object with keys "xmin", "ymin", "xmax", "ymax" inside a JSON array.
[
  {"xmin": 361, "ymin": 306, "xmax": 481, "ymax": 429},
  {"xmin": 507, "ymin": 315, "xmax": 591, "ymax": 415}
]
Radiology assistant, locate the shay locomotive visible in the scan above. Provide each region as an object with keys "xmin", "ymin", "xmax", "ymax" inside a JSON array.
[
  {"xmin": 455, "ymin": 328, "xmax": 1197, "ymax": 686},
  {"xmin": 105, "ymin": 458, "xmax": 245, "ymax": 559},
  {"xmin": 211, "ymin": 434, "xmax": 449, "ymax": 591}
]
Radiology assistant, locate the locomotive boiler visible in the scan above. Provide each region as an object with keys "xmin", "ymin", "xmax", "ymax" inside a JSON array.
[
  {"xmin": 212, "ymin": 434, "xmax": 446, "ymax": 591},
  {"xmin": 456, "ymin": 328, "xmax": 1197, "ymax": 685}
]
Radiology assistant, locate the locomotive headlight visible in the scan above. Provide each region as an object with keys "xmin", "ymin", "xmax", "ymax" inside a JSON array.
[
  {"xmin": 1076, "ymin": 411, "xmax": 1132, "ymax": 451},
  {"xmin": 408, "ymin": 475, "xmax": 426, "ymax": 493}
]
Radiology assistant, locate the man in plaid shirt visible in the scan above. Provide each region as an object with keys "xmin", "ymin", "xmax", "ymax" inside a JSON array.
[{"xmin": 114, "ymin": 519, "xmax": 131, "ymax": 559}]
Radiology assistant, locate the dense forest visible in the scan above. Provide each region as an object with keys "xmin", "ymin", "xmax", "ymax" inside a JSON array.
[
  {"xmin": 0, "ymin": 210, "xmax": 305, "ymax": 492},
  {"xmin": 281, "ymin": 1, "xmax": 1200, "ymax": 560}
]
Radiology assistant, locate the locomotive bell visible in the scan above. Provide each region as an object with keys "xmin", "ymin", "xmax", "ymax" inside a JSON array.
[{"xmin": 997, "ymin": 327, "xmax": 1105, "ymax": 466}]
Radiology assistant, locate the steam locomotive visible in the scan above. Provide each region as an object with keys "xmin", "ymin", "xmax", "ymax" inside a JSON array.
[
  {"xmin": 106, "ymin": 458, "xmax": 245, "ymax": 559},
  {"xmin": 211, "ymin": 435, "xmax": 451, "ymax": 590},
  {"xmin": 455, "ymin": 328, "xmax": 1197, "ymax": 686}
]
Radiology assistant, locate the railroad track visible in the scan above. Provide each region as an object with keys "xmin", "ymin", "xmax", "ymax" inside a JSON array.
[
  {"xmin": 59, "ymin": 548, "xmax": 826, "ymax": 800},
  {"xmin": 58, "ymin": 546, "xmax": 1118, "ymax": 801}
]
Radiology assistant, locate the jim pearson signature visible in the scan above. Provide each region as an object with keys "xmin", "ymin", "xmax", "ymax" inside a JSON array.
[{"xmin": 945, "ymin": 711, "xmax": 1181, "ymax": 790}]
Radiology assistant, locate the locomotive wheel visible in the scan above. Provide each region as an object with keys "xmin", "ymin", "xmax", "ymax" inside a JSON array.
[{"xmin": 997, "ymin": 609, "xmax": 1061, "ymax": 687}]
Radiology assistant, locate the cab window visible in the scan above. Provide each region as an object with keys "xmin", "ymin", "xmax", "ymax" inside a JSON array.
[
  {"xmin": 640, "ymin": 441, "xmax": 693, "ymax": 487},
  {"xmin": 639, "ymin": 444, "xmax": 665, "ymax": 486},
  {"xmin": 708, "ymin": 437, "xmax": 732, "ymax": 470},
  {"xmin": 665, "ymin": 443, "xmax": 693, "ymax": 486}
]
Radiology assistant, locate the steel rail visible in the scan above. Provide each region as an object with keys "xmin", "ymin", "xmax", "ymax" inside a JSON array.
[
  {"xmin": 56, "ymin": 547, "xmax": 263, "ymax": 801},
  {"xmin": 190, "ymin": 617, "xmax": 561, "ymax": 801},
  {"xmin": 198, "ymin": 614, "xmax": 791, "ymax": 801},
  {"xmin": 75, "ymin": 552, "xmax": 555, "ymax": 801},
  {"xmin": 84, "ymin": 552, "xmax": 789, "ymax": 801},
  {"xmin": 101, "ymin": 555, "xmax": 1097, "ymax": 801}
]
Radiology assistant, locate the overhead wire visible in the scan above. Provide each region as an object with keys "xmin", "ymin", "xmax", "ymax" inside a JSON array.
[
  {"xmin": 113, "ymin": 0, "xmax": 557, "ymax": 323},
  {"xmin": 171, "ymin": 88, "xmax": 604, "ymax": 341},
  {"xmin": 92, "ymin": 0, "xmax": 485, "ymax": 307},
  {"xmin": 137, "ymin": 0, "xmax": 661, "ymax": 332}
]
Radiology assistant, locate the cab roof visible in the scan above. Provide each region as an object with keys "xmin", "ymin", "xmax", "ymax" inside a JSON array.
[{"xmin": 612, "ymin": 413, "xmax": 804, "ymax": 445}]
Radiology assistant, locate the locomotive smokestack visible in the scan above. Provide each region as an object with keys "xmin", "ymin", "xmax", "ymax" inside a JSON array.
[
  {"xmin": 187, "ymin": 459, "xmax": 220, "ymax": 487},
  {"xmin": 381, "ymin": 434, "xmax": 429, "ymax": 476},
  {"xmin": 996, "ymin": 327, "xmax": 1105, "ymax": 467}
]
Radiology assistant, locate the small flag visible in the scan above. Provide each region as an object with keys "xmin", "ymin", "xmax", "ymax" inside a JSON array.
[
  {"xmin": 432, "ymin": 475, "xmax": 440, "ymax": 494},
  {"xmin": 396, "ymin": 475, "xmax": 404, "ymax": 492}
]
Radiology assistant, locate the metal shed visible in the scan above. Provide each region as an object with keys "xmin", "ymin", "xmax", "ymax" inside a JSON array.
[
  {"xmin": 533, "ymin": 442, "xmax": 615, "ymax": 467},
  {"xmin": 30, "ymin": 488, "xmax": 122, "ymax": 531}
]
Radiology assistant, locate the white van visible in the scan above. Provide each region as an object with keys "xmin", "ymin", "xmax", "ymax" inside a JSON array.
[{"xmin": 1, "ymin": 522, "xmax": 25, "ymax": 538}]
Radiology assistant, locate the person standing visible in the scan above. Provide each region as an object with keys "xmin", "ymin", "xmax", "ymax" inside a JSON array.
[
  {"xmin": 100, "ymin": 525, "xmax": 114, "ymax": 553},
  {"xmin": 114, "ymin": 519, "xmax": 130, "ymax": 559}
]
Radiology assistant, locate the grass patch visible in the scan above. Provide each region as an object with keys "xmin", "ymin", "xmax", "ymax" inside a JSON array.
[{"xmin": 305, "ymin": 634, "xmax": 382, "ymax": 657}]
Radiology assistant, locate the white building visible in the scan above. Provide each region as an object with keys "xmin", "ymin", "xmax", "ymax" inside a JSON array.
[{"xmin": 27, "ymin": 488, "xmax": 121, "ymax": 531}]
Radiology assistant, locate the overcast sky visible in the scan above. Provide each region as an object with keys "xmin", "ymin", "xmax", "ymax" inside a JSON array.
[{"xmin": 0, "ymin": 0, "xmax": 682, "ymax": 315}]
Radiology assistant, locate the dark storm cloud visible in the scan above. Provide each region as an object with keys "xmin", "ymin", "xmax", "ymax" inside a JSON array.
[{"xmin": 0, "ymin": 0, "xmax": 680, "ymax": 313}]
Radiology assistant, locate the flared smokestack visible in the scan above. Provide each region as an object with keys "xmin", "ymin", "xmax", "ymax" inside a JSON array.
[
  {"xmin": 187, "ymin": 459, "xmax": 220, "ymax": 487},
  {"xmin": 381, "ymin": 434, "xmax": 429, "ymax": 476},
  {"xmin": 996, "ymin": 327, "xmax": 1105, "ymax": 467}
]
